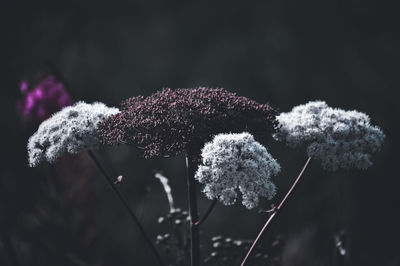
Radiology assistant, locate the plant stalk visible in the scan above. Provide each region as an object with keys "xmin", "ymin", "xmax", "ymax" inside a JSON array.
[
  {"xmin": 240, "ymin": 156, "xmax": 312, "ymax": 266},
  {"xmin": 195, "ymin": 199, "xmax": 217, "ymax": 226},
  {"xmin": 87, "ymin": 150, "xmax": 165, "ymax": 266},
  {"xmin": 186, "ymin": 155, "xmax": 200, "ymax": 266}
]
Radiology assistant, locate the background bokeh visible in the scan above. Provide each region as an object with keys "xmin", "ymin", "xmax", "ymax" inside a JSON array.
[{"xmin": 1, "ymin": 0, "xmax": 399, "ymax": 265}]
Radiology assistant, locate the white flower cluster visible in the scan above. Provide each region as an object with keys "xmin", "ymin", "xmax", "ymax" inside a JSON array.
[
  {"xmin": 195, "ymin": 132, "xmax": 280, "ymax": 209},
  {"xmin": 28, "ymin": 101, "xmax": 119, "ymax": 167},
  {"xmin": 274, "ymin": 101, "xmax": 385, "ymax": 171}
]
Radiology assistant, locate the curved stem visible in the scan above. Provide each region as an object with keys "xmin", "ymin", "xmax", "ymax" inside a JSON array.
[
  {"xmin": 195, "ymin": 199, "xmax": 217, "ymax": 226},
  {"xmin": 87, "ymin": 150, "xmax": 165, "ymax": 266},
  {"xmin": 186, "ymin": 155, "xmax": 200, "ymax": 266},
  {"xmin": 240, "ymin": 156, "xmax": 312, "ymax": 266}
]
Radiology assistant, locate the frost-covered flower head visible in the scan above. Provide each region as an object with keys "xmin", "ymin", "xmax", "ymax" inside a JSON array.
[
  {"xmin": 17, "ymin": 75, "xmax": 73, "ymax": 122},
  {"xmin": 28, "ymin": 102, "xmax": 119, "ymax": 167},
  {"xmin": 195, "ymin": 132, "xmax": 280, "ymax": 209},
  {"xmin": 274, "ymin": 101, "xmax": 385, "ymax": 171},
  {"xmin": 100, "ymin": 88, "xmax": 278, "ymax": 159}
]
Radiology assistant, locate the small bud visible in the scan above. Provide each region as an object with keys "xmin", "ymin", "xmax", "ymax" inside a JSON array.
[
  {"xmin": 213, "ymin": 242, "xmax": 221, "ymax": 248},
  {"xmin": 114, "ymin": 175, "xmax": 123, "ymax": 185},
  {"xmin": 233, "ymin": 240, "xmax": 243, "ymax": 246},
  {"xmin": 211, "ymin": 236, "xmax": 223, "ymax": 242}
]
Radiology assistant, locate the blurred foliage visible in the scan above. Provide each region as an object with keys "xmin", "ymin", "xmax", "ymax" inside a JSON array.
[
  {"xmin": 155, "ymin": 207, "xmax": 284, "ymax": 266},
  {"xmin": 204, "ymin": 235, "xmax": 284, "ymax": 266},
  {"xmin": 156, "ymin": 208, "xmax": 190, "ymax": 266}
]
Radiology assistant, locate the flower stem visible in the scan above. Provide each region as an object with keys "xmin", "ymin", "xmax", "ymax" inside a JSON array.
[
  {"xmin": 240, "ymin": 156, "xmax": 312, "ymax": 266},
  {"xmin": 186, "ymin": 155, "xmax": 200, "ymax": 266},
  {"xmin": 195, "ymin": 199, "xmax": 217, "ymax": 226},
  {"xmin": 87, "ymin": 150, "xmax": 165, "ymax": 266}
]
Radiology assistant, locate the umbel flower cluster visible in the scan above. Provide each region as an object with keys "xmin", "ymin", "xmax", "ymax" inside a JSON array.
[
  {"xmin": 195, "ymin": 132, "xmax": 280, "ymax": 209},
  {"xmin": 28, "ymin": 102, "xmax": 119, "ymax": 167},
  {"xmin": 274, "ymin": 101, "xmax": 385, "ymax": 171},
  {"xmin": 100, "ymin": 88, "xmax": 278, "ymax": 159},
  {"xmin": 17, "ymin": 75, "xmax": 73, "ymax": 122}
]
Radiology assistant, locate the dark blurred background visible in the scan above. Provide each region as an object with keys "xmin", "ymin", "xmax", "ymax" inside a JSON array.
[{"xmin": 0, "ymin": 0, "xmax": 399, "ymax": 265}]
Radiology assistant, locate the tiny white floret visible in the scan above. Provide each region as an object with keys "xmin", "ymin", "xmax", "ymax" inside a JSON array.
[
  {"xmin": 195, "ymin": 132, "xmax": 280, "ymax": 209},
  {"xmin": 28, "ymin": 101, "xmax": 119, "ymax": 167},
  {"xmin": 274, "ymin": 101, "xmax": 385, "ymax": 171}
]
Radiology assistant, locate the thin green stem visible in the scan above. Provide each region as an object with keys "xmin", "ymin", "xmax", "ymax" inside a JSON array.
[
  {"xmin": 195, "ymin": 199, "xmax": 217, "ymax": 226},
  {"xmin": 240, "ymin": 157, "xmax": 312, "ymax": 266},
  {"xmin": 186, "ymin": 155, "xmax": 200, "ymax": 266},
  {"xmin": 87, "ymin": 150, "xmax": 165, "ymax": 266}
]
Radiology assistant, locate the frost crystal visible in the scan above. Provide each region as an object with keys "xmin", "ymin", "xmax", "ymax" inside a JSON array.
[
  {"xmin": 28, "ymin": 102, "xmax": 119, "ymax": 167},
  {"xmin": 195, "ymin": 132, "xmax": 280, "ymax": 209},
  {"xmin": 274, "ymin": 101, "xmax": 385, "ymax": 171}
]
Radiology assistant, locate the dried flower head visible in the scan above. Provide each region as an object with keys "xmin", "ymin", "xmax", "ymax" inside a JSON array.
[
  {"xmin": 274, "ymin": 101, "xmax": 385, "ymax": 170},
  {"xmin": 28, "ymin": 102, "xmax": 119, "ymax": 167},
  {"xmin": 100, "ymin": 88, "xmax": 278, "ymax": 159},
  {"xmin": 17, "ymin": 75, "xmax": 73, "ymax": 122},
  {"xmin": 195, "ymin": 132, "xmax": 280, "ymax": 209}
]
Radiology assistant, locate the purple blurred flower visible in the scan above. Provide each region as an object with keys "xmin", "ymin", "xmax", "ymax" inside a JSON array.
[
  {"xmin": 100, "ymin": 87, "xmax": 278, "ymax": 159},
  {"xmin": 17, "ymin": 75, "xmax": 73, "ymax": 122}
]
